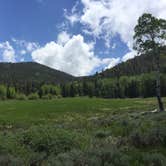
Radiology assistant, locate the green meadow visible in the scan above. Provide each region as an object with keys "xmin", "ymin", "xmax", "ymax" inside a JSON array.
[{"xmin": 0, "ymin": 98, "xmax": 166, "ymax": 165}]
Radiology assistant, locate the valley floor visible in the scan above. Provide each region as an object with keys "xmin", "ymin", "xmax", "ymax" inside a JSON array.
[{"xmin": 0, "ymin": 97, "xmax": 166, "ymax": 165}]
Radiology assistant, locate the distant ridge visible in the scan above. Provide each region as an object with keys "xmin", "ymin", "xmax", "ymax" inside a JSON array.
[{"xmin": 0, "ymin": 62, "xmax": 74, "ymax": 85}]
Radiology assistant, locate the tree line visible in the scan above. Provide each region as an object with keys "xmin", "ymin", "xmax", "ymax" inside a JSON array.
[
  {"xmin": 0, "ymin": 84, "xmax": 61, "ymax": 100},
  {"xmin": 61, "ymin": 73, "xmax": 166, "ymax": 98},
  {"xmin": 0, "ymin": 73, "xmax": 166, "ymax": 100}
]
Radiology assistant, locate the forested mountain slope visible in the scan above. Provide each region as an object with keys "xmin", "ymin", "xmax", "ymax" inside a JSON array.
[
  {"xmin": 0, "ymin": 62, "xmax": 74, "ymax": 85},
  {"xmin": 98, "ymin": 47, "xmax": 166, "ymax": 78}
]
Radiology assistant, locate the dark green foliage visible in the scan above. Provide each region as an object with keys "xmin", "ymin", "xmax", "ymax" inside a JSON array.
[
  {"xmin": 61, "ymin": 73, "xmax": 166, "ymax": 98},
  {"xmin": 7, "ymin": 87, "xmax": 16, "ymax": 99},
  {"xmin": 130, "ymin": 127, "xmax": 166, "ymax": 148},
  {"xmin": 0, "ymin": 85, "xmax": 7, "ymax": 100},
  {"xmin": 20, "ymin": 126, "xmax": 81, "ymax": 156},
  {"xmin": 142, "ymin": 153, "xmax": 166, "ymax": 166},
  {"xmin": 133, "ymin": 13, "xmax": 166, "ymax": 55},
  {"xmin": 0, "ymin": 155, "xmax": 23, "ymax": 166}
]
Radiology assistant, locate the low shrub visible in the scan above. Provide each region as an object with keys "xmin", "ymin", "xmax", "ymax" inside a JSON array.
[
  {"xmin": 142, "ymin": 153, "xmax": 166, "ymax": 166},
  {"xmin": 47, "ymin": 146, "xmax": 130, "ymax": 166},
  {"xmin": 94, "ymin": 130, "xmax": 111, "ymax": 139},
  {"xmin": 28, "ymin": 93, "xmax": 39, "ymax": 100},
  {"xmin": 7, "ymin": 87, "xmax": 16, "ymax": 99},
  {"xmin": 0, "ymin": 85, "xmax": 7, "ymax": 100},
  {"xmin": 130, "ymin": 127, "xmax": 166, "ymax": 148},
  {"xmin": 0, "ymin": 154, "xmax": 23, "ymax": 166},
  {"xmin": 20, "ymin": 126, "xmax": 81, "ymax": 156},
  {"xmin": 16, "ymin": 93, "xmax": 27, "ymax": 100},
  {"xmin": 41, "ymin": 94, "xmax": 52, "ymax": 100}
]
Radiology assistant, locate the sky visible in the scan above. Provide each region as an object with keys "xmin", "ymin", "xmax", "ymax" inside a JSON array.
[{"xmin": 0, "ymin": 0, "xmax": 166, "ymax": 76}]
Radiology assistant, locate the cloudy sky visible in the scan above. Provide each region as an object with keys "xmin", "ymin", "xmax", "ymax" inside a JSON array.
[{"xmin": 0, "ymin": 0, "xmax": 166, "ymax": 76}]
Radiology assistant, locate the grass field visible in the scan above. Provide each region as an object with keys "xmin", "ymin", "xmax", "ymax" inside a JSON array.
[{"xmin": 0, "ymin": 97, "xmax": 166, "ymax": 165}]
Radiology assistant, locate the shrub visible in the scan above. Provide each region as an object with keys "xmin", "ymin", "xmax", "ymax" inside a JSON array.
[
  {"xmin": 7, "ymin": 87, "xmax": 16, "ymax": 99},
  {"xmin": 16, "ymin": 94, "xmax": 27, "ymax": 100},
  {"xmin": 28, "ymin": 93, "xmax": 39, "ymax": 100},
  {"xmin": 86, "ymin": 145, "xmax": 130, "ymax": 166},
  {"xmin": 57, "ymin": 95, "xmax": 62, "ymax": 99},
  {"xmin": 94, "ymin": 130, "xmax": 111, "ymax": 139},
  {"xmin": 0, "ymin": 154, "xmax": 23, "ymax": 166},
  {"xmin": 0, "ymin": 85, "xmax": 7, "ymax": 100},
  {"xmin": 20, "ymin": 126, "xmax": 81, "ymax": 156},
  {"xmin": 142, "ymin": 153, "xmax": 166, "ymax": 166},
  {"xmin": 47, "ymin": 147, "xmax": 130, "ymax": 166},
  {"xmin": 130, "ymin": 127, "xmax": 166, "ymax": 148},
  {"xmin": 41, "ymin": 94, "xmax": 52, "ymax": 100}
]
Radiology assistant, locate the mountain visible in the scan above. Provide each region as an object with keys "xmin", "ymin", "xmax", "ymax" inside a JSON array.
[
  {"xmin": 98, "ymin": 47, "xmax": 166, "ymax": 78},
  {"xmin": 0, "ymin": 62, "xmax": 74, "ymax": 85}
]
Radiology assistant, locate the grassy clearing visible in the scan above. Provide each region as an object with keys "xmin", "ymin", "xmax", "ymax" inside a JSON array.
[
  {"xmin": 0, "ymin": 97, "xmax": 165, "ymax": 165},
  {"xmin": 0, "ymin": 97, "xmax": 160, "ymax": 125}
]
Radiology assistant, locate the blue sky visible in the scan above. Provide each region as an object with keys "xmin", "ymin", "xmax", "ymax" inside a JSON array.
[
  {"xmin": 0, "ymin": 0, "xmax": 166, "ymax": 76},
  {"xmin": 0, "ymin": 0, "xmax": 73, "ymax": 42}
]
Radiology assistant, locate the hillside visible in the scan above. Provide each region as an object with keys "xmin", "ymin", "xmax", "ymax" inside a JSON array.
[
  {"xmin": 0, "ymin": 62, "xmax": 74, "ymax": 85},
  {"xmin": 98, "ymin": 47, "xmax": 166, "ymax": 78}
]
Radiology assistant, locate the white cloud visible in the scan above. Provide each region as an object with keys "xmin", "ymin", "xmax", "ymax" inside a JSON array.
[
  {"xmin": 103, "ymin": 57, "xmax": 120, "ymax": 69},
  {"xmin": 26, "ymin": 42, "xmax": 39, "ymax": 52},
  {"xmin": 12, "ymin": 38, "xmax": 39, "ymax": 53},
  {"xmin": 0, "ymin": 41, "xmax": 16, "ymax": 62},
  {"xmin": 112, "ymin": 43, "xmax": 116, "ymax": 49},
  {"xmin": 31, "ymin": 34, "xmax": 115, "ymax": 76},
  {"xmin": 65, "ymin": 13, "xmax": 80, "ymax": 26},
  {"xmin": 20, "ymin": 50, "xmax": 26, "ymax": 55},
  {"xmin": 20, "ymin": 58, "xmax": 25, "ymax": 62},
  {"xmin": 57, "ymin": 31, "xmax": 71, "ymax": 45},
  {"xmin": 122, "ymin": 50, "xmax": 137, "ymax": 62},
  {"xmin": 64, "ymin": 2, "xmax": 80, "ymax": 25},
  {"xmin": 67, "ymin": 0, "xmax": 166, "ymax": 50}
]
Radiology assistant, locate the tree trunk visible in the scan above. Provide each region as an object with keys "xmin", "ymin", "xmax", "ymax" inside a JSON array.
[{"xmin": 155, "ymin": 47, "xmax": 164, "ymax": 112}]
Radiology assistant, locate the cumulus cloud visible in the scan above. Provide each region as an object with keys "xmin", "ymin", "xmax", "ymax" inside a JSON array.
[
  {"xmin": 0, "ymin": 41, "xmax": 16, "ymax": 62},
  {"xmin": 104, "ymin": 58, "xmax": 120, "ymax": 69},
  {"xmin": 31, "ymin": 34, "xmax": 116, "ymax": 76},
  {"xmin": 57, "ymin": 31, "xmax": 71, "ymax": 45},
  {"xmin": 122, "ymin": 50, "xmax": 137, "ymax": 62},
  {"xmin": 66, "ymin": 0, "xmax": 166, "ymax": 50}
]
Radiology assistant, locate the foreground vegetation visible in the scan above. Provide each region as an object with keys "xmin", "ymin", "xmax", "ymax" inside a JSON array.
[{"xmin": 0, "ymin": 97, "xmax": 165, "ymax": 165}]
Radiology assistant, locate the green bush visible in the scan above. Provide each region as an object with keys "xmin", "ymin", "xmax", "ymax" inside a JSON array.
[
  {"xmin": 28, "ymin": 93, "xmax": 39, "ymax": 100},
  {"xmin": 41, "ymin": 94, "xmax": 52, "ymax": 100},
  {"xmin": 20, "ymin": 126, "xmax": 81, "ymax": 156},
  {"xmin": 49, "ymin": 146, "xmax": 130, "ymax": 166},
  {"xmin": 0, "ymin": 85, "xmax": 7, "ymax": 100},
  {"xmin": 130, "ymin": 127, "xmax": 166, "ymax": 148},
  {"xmin": 94, "ymin": 130, "xmax": 111, "ymax": 139},
  {"xmin": 142, "ymin": 153, "xmax": 166, "ymax": 166},
  {"xmin": 16, "ymin": 93, "xmax": 27, "ymax": 100},
  {"xmin": 0, "ymin": 154, "xmax": 23, "ymax": 166},
  {"xmin": 7, "ymin": 87, "xmax": 16, "ymax": 99}
]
